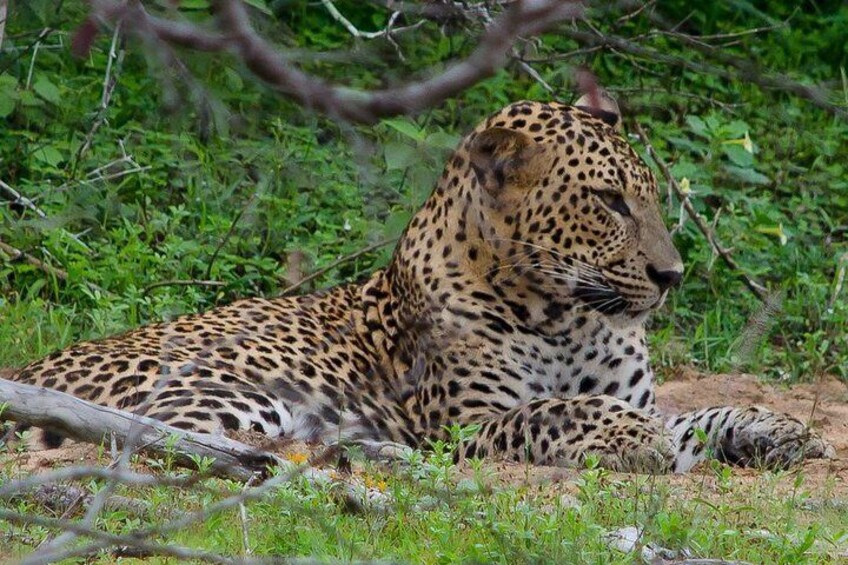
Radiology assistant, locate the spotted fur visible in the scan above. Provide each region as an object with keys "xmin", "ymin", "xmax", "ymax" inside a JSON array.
[{"xmin": 5, "ymin": 100, "xmax": 833, "ymax": 473}]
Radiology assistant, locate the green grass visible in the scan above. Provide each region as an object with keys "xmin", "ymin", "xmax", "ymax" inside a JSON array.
[
  {"xmin": 2, "ymin": 446, "xmax": 846, "ymax": 563},
  {"xmin": 2, "ymin": 1, "xmax": 847, "ymax": 380},
  {"xmin": 1, "ymin": 1, "xmax": 847, "ymax": 562}
]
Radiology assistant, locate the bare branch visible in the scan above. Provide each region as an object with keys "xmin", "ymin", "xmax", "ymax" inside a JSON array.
[
  {"xmin": 0, "ymin": 466, "xmax": 200, "ymax": 499},
  {"xmin": 0, "ymin": 508, "xmax": 250, "ymax": 565},
  {"xmin": 204, "ymin": 192, "xmax": 257, "ymax": 281},
  {"xmin": 73, "ymin": 22, "xmax": 125, "ymax": 169},
  {"xmin": 320, "ymin": 0, "xmax": 425, "ymax": 41},
  {"xmin": 90, "ymin": 0, "xmax": 582, "ymax": 123},
  {"xmin": 0, "ymin": 178, "xmax": 93, "ymax": 253},
  {"xmin": 0, "ymin": 178, "xmax": 47, "ymax": 219},
  {"xmin": 282, "ymin": 238, "xmax": 396, "ymax": 296},
  {"xmin": 828, "ymin": 253, "xmax": 848, "ymax": 311},
  {"xmin": 0, "ymin": 0, "xmax": 7, "ymax": 51},
  {"xmin": 560, "ymin": 26, "xmax": 846, "ymax": 119}
]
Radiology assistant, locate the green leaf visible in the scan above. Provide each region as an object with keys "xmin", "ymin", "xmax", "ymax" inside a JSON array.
[
  {"xmin": 724, "ymin": 165, "xmax": 770, "ymax": 185},
  {"xmin": 425, "ymin": 131, "xmax": 461, "ymax": 150},
  {"xmin": 33, "ymin": 76, "xmax": 61, "ymax": 105},
  {"xmin": 171, "ymin": 0, "xmax": 208, "ymax": 9},
  {"xmin": 0, "ymin": 87, "xmax": 15, "ymax": 118},
  {"xmin": 19, "ymin": 89, "xmax": 43, "ymax": 107},
  {"xmin": 384, "ymin": 210, "xmax": 411, "ymax": 238},
  {"xmin": 382, "ymin": 118, "xmax": 424, "ymax": 141},
  {"xmin": 223, "ymin": 68, "xmax": 244, "ymax": 92},
  {"xmin": 667, "ymin": 136, "xmax": 707, "ymax": 155},
  {"xmin": 33, "ymin": 145, "xmax": 64, "ymax": 167},
  {"xmin": 0, "ymin": 75, "xmax": 17, "ymax": 90},
  {"xmin": 384, "ymin": 141, "xmax": 417, "ymax": 170},
  {"xmin": 723, "ymin": 120, "xmax": 750, "ymax": 138},
  {"xmin": 685, "ymin": 115, "xmax": 709, "ymax": 138},
  {"xmin": 722, "ymin": 145, "xmax": 754, "ymax": 168},
  {"xmin": 25, "ymin": 278, "xmax": 47, "ymax": 300}
]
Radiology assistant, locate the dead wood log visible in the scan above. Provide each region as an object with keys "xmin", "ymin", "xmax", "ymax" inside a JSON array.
[{"xmin": 0, "ymin": 378, "xmax": 283, "ymax": 481}]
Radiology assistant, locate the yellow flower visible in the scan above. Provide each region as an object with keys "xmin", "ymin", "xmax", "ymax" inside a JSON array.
[
  {"xmin": 722, "ymin": 131, "xmax": 754, "ymax": 153},
  {"xmin": 363, "ymin": 476, "xmax": 388, "ymax": 491},
  {"xmin": 679, "ymin": 177, "xmax": 691, "ymax": 195},
  {"xmin": 742, "ymin": 131, "xmax": 753, "ymax": 153},
  {"xmin": 288, "ymin": 452, "xmax": 309, "ymax": 465},
  {"xmin": 755, "ymin": 224, "xmax": 788, "ymax": 245}
]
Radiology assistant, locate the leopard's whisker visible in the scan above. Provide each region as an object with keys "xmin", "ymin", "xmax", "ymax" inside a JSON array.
[{"xmin": 489, "ymin": 238, "xmax": 605, "ymax": 275}]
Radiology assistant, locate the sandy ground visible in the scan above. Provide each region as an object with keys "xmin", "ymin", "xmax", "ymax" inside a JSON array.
[
  {"xmin": 3, "ymin": 368, "xmax": 847, "ymax": 498},
  {"xmin": 482, "ymin": 369, "xmax": 848, "ymax": 501}
]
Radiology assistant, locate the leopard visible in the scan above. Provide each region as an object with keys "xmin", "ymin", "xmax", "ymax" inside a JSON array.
[{"xmin": 4, "ymin": 95, "xmax": 834, "ymax": 474}]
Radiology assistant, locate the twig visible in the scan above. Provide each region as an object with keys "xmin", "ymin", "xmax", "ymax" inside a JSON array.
[
  {"xmin": 0, "ymin": 178, "xmax": 48, "ymax": 219},
  {"xmin": 24, "ymin": 29, "xmax": 46, "ymax": 89},
  {"xmin": 614, "ymin": 0, "xmax": 656, "ymax": 25},
  {"xmin": 143, "ymin": 279, "xmax": 225, "ymax": 294},
  {"xmin": 471, "ymin": 4, "xmax": 556, "ymax": 95},
  {"xmin": 0, "ymin": 25, "xmax": 55, "ymax": 76},
  {"xmin": 281, "ymin": 238, "xmax": 397, "ymax": 295},
  {"xmin": 0, "ymin": 178, "xmax": 93, "ymax": 252},
  {"xmin": 0, "ymin": 467, "xmax": 202, "ymax": 499},
  {"xmin": 0, "ymin": 509, "xmax": 250, "ymax": 565},
  {"xmin": 634, "ymin": 123, "xmax": 768, "ymax": 301},
  {"xmin": 73, "ymin": 22, "xmax": 125, "ymax": 169},
  {"xmin": 0, "ymin": 0, "xmax": 8, "ymax": 51},
  {"xmin": 559, "ymin": 26, "xmax": 847, "ymax": 119},
  {"xmin": 0, "ymin": 239, "xmax": 68, "ymax": 280},
  {"xmin": 827, "ymin": 252, "xmax": 848, "ymax": 311},
  {"xmin": 733, "ymin": 291, "xmax": 783, "ymax": 367},
  {"xmin": 320, "ymin": 0, "xmax": 425, "ymax": 40},
  {"xmin": 204, "ymin": 192, "xmax": 257, "ymax": 281},
  {"xmin": 29, "ymin": 401, "xmax": 148, "ymax": 563},
  {"xmin": 238, "ymin": 475, "xmax": 257, "ymax": 556},
  {"xmin": 607, "ymin": 86, "xmax": 743, "ymax": 112}
]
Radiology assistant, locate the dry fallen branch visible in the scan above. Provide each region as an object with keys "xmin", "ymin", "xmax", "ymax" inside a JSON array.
[
  {"xmin": 89, "ymin": 0, "xmax": 581, "ymax": 123},
  {"xmin": 0, "ymin": 378, "xmax": 282, "ymax": 480},
  {"xmin": 634, "ymin": 123, "xmax": 768, "ymax": 300}
]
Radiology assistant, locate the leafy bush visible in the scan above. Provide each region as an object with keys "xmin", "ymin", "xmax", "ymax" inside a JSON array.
[{"xmin": 1, "ymin": 0, "xmax": 846, "ymax": 381}]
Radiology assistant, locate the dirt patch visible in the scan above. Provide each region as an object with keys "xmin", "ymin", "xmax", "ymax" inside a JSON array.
[
  {"xmin": 656, "ymin": 367, "xmax": 848, "ymax": 455},
  {"xmin": 473, "ymin": 370, "xmax": 848, "ymax": 499},
  {"xmin": 3, "ymin": 369, "xmax": 847, "ymax": 496}
]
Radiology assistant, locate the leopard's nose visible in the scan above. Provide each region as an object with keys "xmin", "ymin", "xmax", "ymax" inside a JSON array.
[{"xmin": 646, "ymin": 264, "xmax": 683, "ymax": 291}]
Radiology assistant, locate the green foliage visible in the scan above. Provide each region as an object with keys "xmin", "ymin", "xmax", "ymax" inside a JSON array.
[
  {"xmin": 0, "ymin": 0, "xmax": 846, "ymax": 388},
  {"xmin": 2, "ymin": 443, "xmax": 846, "ymax": 563}
]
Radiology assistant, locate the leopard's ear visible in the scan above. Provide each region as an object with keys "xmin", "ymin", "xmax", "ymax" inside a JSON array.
[
  {"xmin": 468, "ymin": 127, "xmax": 545, "ymax": 194},
  {"xmin": 575, "ymin": 88, "xmax": 622, "ymax": 131}
]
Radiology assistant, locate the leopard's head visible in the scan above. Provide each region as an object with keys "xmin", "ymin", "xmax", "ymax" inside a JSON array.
[{"xmin": 461, "ymin": 98, "xmax": 682, "ymax": 316}]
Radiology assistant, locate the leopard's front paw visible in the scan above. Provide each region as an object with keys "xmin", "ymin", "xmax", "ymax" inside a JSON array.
[
  {"xmin": 590, "ymin": 420, "xmax": 674, "ymax": 474},
  {"xmin": 725, "ymin": 408, "xmax": 835, "ymax": 469}
]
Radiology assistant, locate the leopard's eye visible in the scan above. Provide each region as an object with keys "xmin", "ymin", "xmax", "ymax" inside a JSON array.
[{"xmin": 594, "ymin": 190, "xmax": 631, "ymax": 217}]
